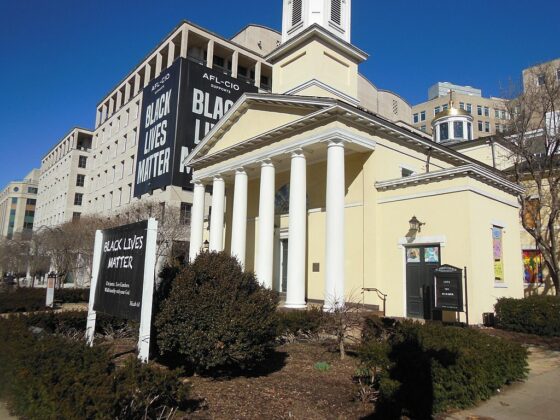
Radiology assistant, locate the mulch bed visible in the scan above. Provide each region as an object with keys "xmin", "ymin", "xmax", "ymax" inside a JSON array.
[
  {"xmin": 186, "ymin": 341, "xmax": 372, "ymax": 419},
  {"xmin": 477, "ymin": 327, "xmax": 560, "ymax": 351}
]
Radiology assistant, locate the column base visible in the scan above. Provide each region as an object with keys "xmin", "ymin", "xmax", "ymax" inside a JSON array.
[{"xmin": 284, "ymin": 302, "xmax": 308, "ymax": 309}]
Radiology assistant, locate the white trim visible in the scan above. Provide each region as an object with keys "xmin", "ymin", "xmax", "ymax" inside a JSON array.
[
  {"xmin": 375, "ymin": 164, "xmax": 523, "ymax": 195},
  {"xmin": 193, "ymin": 128, "xmax": 375, "ymax": 181},
  {"xmin": 398, "ymin": 235, "xmax": 447, "ymax": 247},
  {"xmin": 494, "ymin": 283, "xmax": 509, "ymax": 289},
  {"xmin": 308, "ymin": 202, "xmax": 363, "ymax": 214},
  {"xmin": 284, "ymin": 79, "xmax": 360, "ymax": 106},
  {"xmin": 377, "ymin": 185, "xmax": 520, "ymax": 208}
]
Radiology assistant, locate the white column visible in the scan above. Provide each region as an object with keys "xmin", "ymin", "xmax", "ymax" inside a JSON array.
[
  {"xmin": 167, "ymin": 42, "xmax": 176, "ymax": 67},
  {"xmin": 180, "ymin": 29, "xmax": 189, "ymax": 58},
  {"xmin": 285, "ymin": 149, "xmax": 307, "ymax": 308},
  {"xmin": 324, "ymin": 141, "xmax": 346, "ymax": 311},
  {"xmin": 209, "ymin": 175, "xmax": 225, "ymax": 252},
  {"xmin": 231, "ymin": 168, "xmax": 248, "ymax": 267},
  {"xmin": 257, "ymin": 160, "xmax": 275, "ymax": 288},
  {"xmin": 189, "ymin": 181, "xmax": 206, "ymax": 262}
]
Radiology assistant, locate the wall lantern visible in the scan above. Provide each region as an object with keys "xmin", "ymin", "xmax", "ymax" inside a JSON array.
[
  {"xmin": 203, "ymin": 240, "xmax": 210, "ymax": 252},
  {"xmin": 409, "ymin": 216, "xmax": 425, "ymax": 235}
]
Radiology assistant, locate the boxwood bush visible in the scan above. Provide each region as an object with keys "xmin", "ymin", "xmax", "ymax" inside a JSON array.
[
  {"xmin": 359, "ymin": 320, "xmax": 528, "ymax": 418},
  {"xmin": 155, "ymin": 252, "xmax": 279, "ymax": 373},
  {"xmin": 0, "ymin": 317, "xmax": 189, "ymax": 419},
  {"xmin": 276, "ymin": 306, "xmax": 325, "ymax": 340},
  {"xmin": 495, "ymin": 295, "xmax": 560, "ymax": 336}
]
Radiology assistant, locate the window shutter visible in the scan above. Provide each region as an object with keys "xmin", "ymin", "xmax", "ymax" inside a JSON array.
[
  {"xmin": 292, "ymin": 0, "xmax": 303, "ymax": 26},
  {"xmin": 331, "ymin": 0, "xmax": 342, "ymax": 25}
]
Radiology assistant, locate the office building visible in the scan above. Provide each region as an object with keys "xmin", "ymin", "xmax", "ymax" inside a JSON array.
[
  {"xmin": 412, "ymin": 83, "xmax": 510, "ymax": 138},
  {"xmin": 0, "ymin": 169, "xmax": 40, "ymax": 239},
  {"xmin": 34, "ymin": 128, "xmax": 93, "ymax": 229}
]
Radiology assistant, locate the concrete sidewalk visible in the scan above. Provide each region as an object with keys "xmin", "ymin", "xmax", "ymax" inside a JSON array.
[
  {"xmin": 0, "ymin": 402, "xmax": 16, "ymax": 420},
  {"xmin": 447, "ymin": 347, "xmax": 560, "ymax": 420}
]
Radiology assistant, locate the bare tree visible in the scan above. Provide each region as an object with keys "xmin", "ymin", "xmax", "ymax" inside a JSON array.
[
  {"xmin": 116, "ymin": 200, "xmax": 191, "ymax": 271},
  {"xmin": 499, "ymin": 61, "xmax": 560, "ymax": 294},
  {"xmin": 324, "ymin": 291, "xmax": 364, "ymax": 360}
]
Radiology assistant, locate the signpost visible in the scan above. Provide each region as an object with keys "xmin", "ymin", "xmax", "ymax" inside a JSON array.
[
  {"xmin": 433, "ymin": 265, "xmax": 469, "ymax": 325},
  {"xmin": 45, "ymin": 272, "xmax": 56, "ymax": 308},
  {"xmin": 86, "ymin": 219, "xmax": 158, "ymax": 362}
]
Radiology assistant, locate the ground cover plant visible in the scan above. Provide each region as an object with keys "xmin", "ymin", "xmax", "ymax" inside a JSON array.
[
  {"xmin": 358, "ymin": 320, "xmax": 529, "ymax": 418},
  {"xmin": 155, "ymin": 252, "xmax": 279, "ymax": 374},
  {"xmin": 0, "ymin": 316, "xmax": 189, "ymax": 419},
  {"xmin": 495, "ymin": 295, "xmax": 560, "ymax": 336}
]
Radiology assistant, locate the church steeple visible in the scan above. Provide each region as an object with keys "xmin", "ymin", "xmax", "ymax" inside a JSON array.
[{"xmin": 282, "ymin": 0, "xmax": 352, "ymax": 44}]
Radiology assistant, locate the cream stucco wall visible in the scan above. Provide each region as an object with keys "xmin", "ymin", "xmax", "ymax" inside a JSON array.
[{"xmin": 272, "ymin": 39, "xmax": 359, "ymax": 100}]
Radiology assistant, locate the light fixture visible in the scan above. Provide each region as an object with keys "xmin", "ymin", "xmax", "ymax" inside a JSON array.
[
  {"xmin": 203, "ymin": 240, "xmax": 209, "ymax": 252},
  {"xmin": 409, "ymin": 216, "xmax": 425, "ymax": 234}
]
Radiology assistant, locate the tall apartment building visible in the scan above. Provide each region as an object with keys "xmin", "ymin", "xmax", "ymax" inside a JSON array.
[
  {"xmin": 34, "ymin": 128, "xmax": 93, "ymax": 229},
  {"xmin": 85, "ymin": 21, "xmax": 279, "ymax": 219},
  {"xmin": 411, "ymin": 82, "xmax": 510, "ymax": 138},
  {"xmin": 0, "ymin": 169, "xmax": 40, "ymax": 239}
]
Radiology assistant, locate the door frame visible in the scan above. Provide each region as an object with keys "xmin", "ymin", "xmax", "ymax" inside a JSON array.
[{"xmin": 398, "ymin": 235, "xmax": 446, "ymax": 318}]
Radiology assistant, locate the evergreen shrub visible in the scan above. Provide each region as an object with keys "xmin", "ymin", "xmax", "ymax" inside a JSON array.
[
  {"xmin": 155, "ymin": 252, "xmax": 279, "ymax": 373},
  {"xmin": 359, "ymin": 320, "xmax": 528, "ymax": 418},
  {"xmin": 495, "ymin": 295, "xmax": 560, "ymax": 336},
  {"xmin": 276, "ymin": 306, "xmax": 325, "ymax": 339},
  {"xmin": 0, "ymin": 317, "xmax": 189, "ymax": 419}
]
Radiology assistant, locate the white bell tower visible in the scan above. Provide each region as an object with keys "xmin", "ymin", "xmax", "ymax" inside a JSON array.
[{"xmin": 282, "ymin": 0, "xmax": 352, "ymax": 44}]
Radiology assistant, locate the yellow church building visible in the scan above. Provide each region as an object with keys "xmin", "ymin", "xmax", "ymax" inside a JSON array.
[{"xmin": 186, "ymin": 0, "xmax": 524, "ymax": 324}]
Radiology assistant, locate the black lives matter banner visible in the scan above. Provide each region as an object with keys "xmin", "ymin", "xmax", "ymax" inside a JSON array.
[
  {"xmin": 134, "ymin": 58, "xmax": 258, "ymax": 197},
  {"xmin": 93, "ymin": 221, "xmax": 147, "ymax": 321}
]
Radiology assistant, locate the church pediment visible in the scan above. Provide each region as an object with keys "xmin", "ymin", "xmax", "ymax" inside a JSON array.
[{"xmin": 186, "ymin": 93, "xmax": 336, "ymax": 164}]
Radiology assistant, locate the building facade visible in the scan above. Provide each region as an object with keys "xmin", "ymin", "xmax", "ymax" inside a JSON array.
[
  {"xmin": 186, "ymin": 0, "xmax": 524, "ymax": 324},
  {"xmin": 34, "ymin": 128, "xmax": 93, "ymax": 229},
  {"xmin": 412, "ymin": 82, "xmax": 510, "ymax": 138},
  {"xmin": 0, "ymin": 169, "xmax": 40, "ymax": 239}
]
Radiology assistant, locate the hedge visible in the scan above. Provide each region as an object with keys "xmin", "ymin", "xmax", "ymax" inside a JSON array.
[
  {"xmin": 0, "ymin": 287, "xmax": 90, "ymax": 313},
  {"xmin": 359, "ymin": 320, "xmax": 528, "ymax": 418},
  {"xmin": 276, "ymin": 307, "xmax": 326, "ymax": 339},
  {"xmin": 0, "ymin": 316, "xmax": 189, "ymax": 419},
  {"xmin": 495, "ymin": 295, "xmax": 560, "ymax": 336}
]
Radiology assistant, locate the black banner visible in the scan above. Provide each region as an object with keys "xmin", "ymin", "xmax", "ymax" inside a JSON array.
[
  {"xmin": 434, "ymin": 265, "xmax": 463, "ymax": 312},
  {"xmin": 134, "ymin": 58, "xmax": 257, "ymax": 197},
  {"xmin": 93, "ymin": 220, "xmax": 148, "ymax": 321},
  {"xmin": 134, "ymin": 61, "xmax": 181, "ymax": 197}
]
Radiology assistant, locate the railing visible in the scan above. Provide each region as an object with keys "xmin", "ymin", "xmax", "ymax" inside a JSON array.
[{"xmin": 362, "ymin": 287, "xmax": 387, "ymax": 317}]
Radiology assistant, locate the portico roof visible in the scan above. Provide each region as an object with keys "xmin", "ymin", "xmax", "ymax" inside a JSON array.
[{"xmin": 185, "ymin": 93, "xmax": 510, "ymax": 176}]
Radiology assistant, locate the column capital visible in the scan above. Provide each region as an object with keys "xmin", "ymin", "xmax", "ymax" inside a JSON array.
[
  {"xmin": 289, "ymin": 148, "xmax": 306, "ymax": 159},
  {"xmin": 327, "ymin": 139, "xmax": 346, "ymax": 148},
  {"xmin": 234, "ymin": 167, "xmax": 247, "ymax": 174},
  {"xmin": 259, "ymin": 158, "xmax": 275, "ymax": 168}
]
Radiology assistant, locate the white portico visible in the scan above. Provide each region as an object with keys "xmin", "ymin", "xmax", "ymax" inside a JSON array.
[{"xmin": 186, "ymin": 94, "xmax": 375, "ymax": 309}]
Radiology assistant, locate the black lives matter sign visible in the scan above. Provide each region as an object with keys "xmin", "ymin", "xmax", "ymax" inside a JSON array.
[
  {"xmin": 134, "ymin": 58, "xmax": 257, "ymax": 197},
  {"xmin": 93, "ymin": 221, "xmax": 147, "ymax": 321}
]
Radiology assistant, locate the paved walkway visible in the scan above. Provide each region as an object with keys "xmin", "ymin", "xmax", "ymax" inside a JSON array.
[{"xmin": 447, "ymin": 346, "xmax": 560, "ymax": 420}]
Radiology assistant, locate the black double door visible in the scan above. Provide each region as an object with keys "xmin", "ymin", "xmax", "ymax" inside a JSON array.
[{"xmin": 405, "ymin": 245, "xmax": 440, "ymax": 319}]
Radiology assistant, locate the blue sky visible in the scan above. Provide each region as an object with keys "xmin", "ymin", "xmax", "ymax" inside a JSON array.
[{"xmin": 0, "ymin": 0, "xmax": 559, "ymax": 188}]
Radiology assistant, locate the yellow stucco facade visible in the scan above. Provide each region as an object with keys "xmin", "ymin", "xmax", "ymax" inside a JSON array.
[{"xmin": 186, "ymin": 25, "xmax": 524, "ymax": 325}]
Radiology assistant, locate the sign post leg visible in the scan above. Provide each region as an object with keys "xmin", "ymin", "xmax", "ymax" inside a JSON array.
[
  {"xmin": 86, "ymin": 230, "xmax": 103, "ymax": 346},
  {"xmin": 464, "ymin": 266, "xmax": 469, "ymax": 327},
  {"xmin": 138, "ymin": 218, "xmax": 158, "ymax": 363}
]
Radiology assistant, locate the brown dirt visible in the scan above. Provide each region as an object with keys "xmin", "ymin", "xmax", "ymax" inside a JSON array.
[
  {"xmin": 185, "ymin": 341, "xmax": 373, "ymax": 419},
  {"xmin": 476, "ymin": 327, "xmax": 560, "ymax": 351}
]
